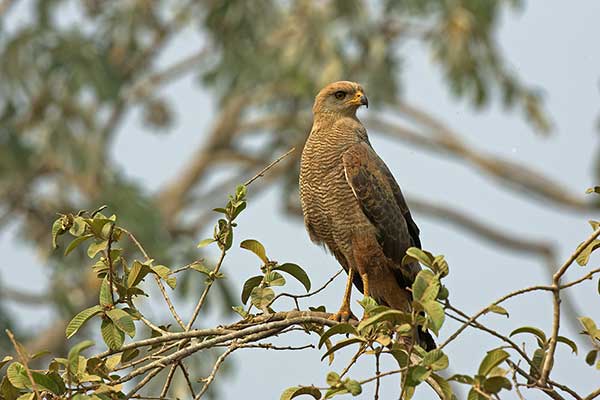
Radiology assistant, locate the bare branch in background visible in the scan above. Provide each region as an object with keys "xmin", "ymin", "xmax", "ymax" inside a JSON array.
[
  {"xmin": 126, "ymin": 47, "xmax": 211, "ymax": 102},
  {"xmin": 368, "ymin": 116, "xmax": 596, "ymax": 212}
]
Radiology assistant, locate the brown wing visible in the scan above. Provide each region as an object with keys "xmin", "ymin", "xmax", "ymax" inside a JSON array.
[{"xmin": 342, "ymin": 142, "xmax": 421, "ymax": 278}]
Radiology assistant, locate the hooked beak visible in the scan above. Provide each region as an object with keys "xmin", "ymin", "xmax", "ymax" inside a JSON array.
[{"xmin": 355, "ymin": 92, "xmax": 369, "ymax": 108}]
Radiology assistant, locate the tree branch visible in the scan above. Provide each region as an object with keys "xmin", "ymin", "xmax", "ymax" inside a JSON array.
[
  {"xmin": 367, "ymin": 117, "xmax": 596, "ymax": 212},
  {"xmin": 540, "ymin": 227, "xmax": 600, "ymax": 385}
]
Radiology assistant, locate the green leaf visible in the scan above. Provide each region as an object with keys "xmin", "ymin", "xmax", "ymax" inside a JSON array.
[
  {"xmin": 67, "ymin": 340, "xmax": 94, "ymax": 376},
  {"xmin": 99, "ymin": 278, "xmax": 113, "ymax": 307},
  {"xmin": 357, "ymin": 310, "xmax": 410, "ymax": 333},
  {"xmin": 343, "ymin": 379, "xmax": 361, "ymax": 396},
  {"xmin": 197, "ymin": 238, "xmax": 215, "ymax": 248},
  {"xmin": 66, "ymin": 305, "xmax": 103, "ymax": 339},
  {"xmin": 404, "ymin": 247, "xmax": 434, "ymax": 267},
  {"xmin": 6, "ymin": 363, "xmax": 28, "ymax": 389},
  {"xmin": 326, "ymin": 371, "xmax": 340, "ymax": 386},
  {"xmin": 240, "ymin": 239, "xmax": 268, "ymax": 263},
  {"xmin": 467, "ymin": 388, "xmax": 486, "ymax": 400},
  {"xmin": 405, "ymin": 365, "xmax": 431, "ymax": 386},
  {"xmin": 280, "ymin": 386, "xmax": 322, "ymax": 400},
  {"xmin": 127, "ymin": 261, "xmax": 151, "ymax": 288},
  {"xmin": 106, "ymin": 309, "xmax": 136, "ymax": 338},
  {"xmin": 530, "ymin": 348, "xmax": 546, "ymax": 379},
  {"xmin": 509, "ymin": 326, "xmax": 547, "ymax": 343},
  {"xmin": 422, "ymin": 301, "xmax": 445, "ymax": 335},
  {"xmin": 557, "ymin": 336, "xmax": 578, "ymax": 354},
  {"xmin": 87, "ymin": 240, "xmax": 108, "ymax": 258},
  {"xmin": 101, "ymin": 320, "xmax": 124, "ymax": 350},
  {"xmin": 165, "ymin": 276, "xmax": 177, "ymax": 289},
  {"xmin": 190, "ymin": 263, "xmax": 212, "ymax": 276},
  {"xmin": 231, "ymin": 201, "xmax": 247, "ymax": 220},
  {"xmin": 65, "ymin": 234, "xmax": 94, "ymax": 256},
  {"xmin": 486, "ymin": 305, "xmax": 509, "ymax": 317},
  {"xmin": 232, "ymin": 305, "xmax": 249, "ymax": 318},
  {"xmin": 432, "ymin": 255, "xmax": 450, "ymax": 277},
  {"xmin": 273, "ymin": 263, "xmax": 311, "ymax": 292},
  {"xmin": 265, "ymin": 272, "xmax": 286, "ymax": 287},
  {"xmin": 422, "ymin": 349, "xmax": 449, "ymax": 371},
  {"xmin": 250, "ymin": 287, "xmax": 275, "ymax": 310},
  {"xmin": 358, "ymin": 296, "xmax": 378, "ymax": 311},
  {"xmin": 31, "ymin": 371, "xmax": 65, "ymax": 395},
  {"xmin": 478, "ymin": 349, "xmax": 510, "ymax": 376},
  {"xmin": 412, "ymin": 270, "xmax": 439, "ymax": 303},
  {"xmin": 121, "ymin": 348, "xmax": 140, "ymax": 363},
  {"xmin": 320, "ymin": 338, "xmax": 364, "ymax": 362},
  {"xmin": 151, "ymin": 265, "xmax": 171, "ymax": 279},
  {"xmin": 575, "ymin": 240, "xmax": 600, "ymax": 266},
  {"xmin": 105, "ymin": 354, "xmax": 122, "ymax": 371},
  {"xmin": 51, "ymin": 218, "xmax": 67, "ymax": 249},
  {"xmin": 585, "ymin": 350, "xmax": 598, "ymax": 366},
  {"xmin": 318, "ymin": 323, "xmax": 358, "ymax": 349},
  {"xmin": 431, "ymin": 373, "xmax": 453, "ymax": 400},
  {"xmin": 579, "ymin": 316, "xmax": 599, "ymax": 339},
  {"xmin": 1, "ymin": 375, "xmax": 21, "ymax": 399},
  {"xmin": 69, "ymin": 216, "xmax": 87, "ymax": 236},
  {"xmin": 0, "ymin": 356, "xmax": 13, "ymax": 371},
  {"xmin": 241, "ymin": 275, "xmax": 263, "ymax": 304},
  {"xmin": 483, "ymin": 376, "xmax": 512, "ymax": 394}
]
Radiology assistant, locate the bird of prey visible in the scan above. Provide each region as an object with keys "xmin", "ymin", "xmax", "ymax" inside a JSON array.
[{"xmin": 299, "ymin": 81, "xmax": 434, "ymax": 350}]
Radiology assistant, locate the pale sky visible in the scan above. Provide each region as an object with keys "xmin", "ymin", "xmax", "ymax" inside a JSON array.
[{"xmin": 2, "ymin": 1, "xmax": 600, "ymax": 399}]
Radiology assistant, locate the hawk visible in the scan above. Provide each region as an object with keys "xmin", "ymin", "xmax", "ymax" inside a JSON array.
[{"xmin": 299, "ymin": 81, "xmax": 434, "ymax": 350}]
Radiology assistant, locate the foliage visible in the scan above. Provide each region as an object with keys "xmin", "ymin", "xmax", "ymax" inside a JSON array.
[{"xmin": 0, "ymin": 184, "xmax": 599, "ymax": 399}]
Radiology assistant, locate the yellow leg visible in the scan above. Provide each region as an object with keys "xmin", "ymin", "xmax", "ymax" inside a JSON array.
[
  {"xmin": 361, "ymin": 272, "xmax": 370, "ymax": 298},
  {"xmin": 329, "ymin": 269, "xmax": 355, "ymax": 322}
]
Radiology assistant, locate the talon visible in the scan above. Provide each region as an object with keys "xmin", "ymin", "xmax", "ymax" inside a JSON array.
[{"xmin": 329, "ymin": 307, "xmax": 356, "ymax": 322}]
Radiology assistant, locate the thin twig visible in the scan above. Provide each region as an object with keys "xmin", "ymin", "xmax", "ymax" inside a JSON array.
[
  {"xmin": 511, "ymin": 362, "xmax": 526, "ymax": 400},
  {"xmin": 123, "ymin": 228, "xmax": 186, "ymax": 330},
  {"xmin": 137, "ymin": 313, "xmax": 168, "ymax": 335},
  {"xmin": 124, "ymin": 367, "xmax": 163, "ymax": 399},
  {"xmin": 6, "ymin": 330, "xmax": 42, "ymax": 400},
  {"xmin": 268, "ymin": 268, "xmax": 344, "ymax": 308},
  {"xmin": 159, "ymin": 366, "xmax": 177, "ymax": 399},
  {"xmin": 560, "ymin": 267, "xmax": 600, "ymax": 289},
  {"xmin": 507, "ymin": 360, "xmax": 569, "ymax": 400},
  {"xmin": 178, "ymin": 361, "xmax": 196, "ymax": 398},
  {"xmin": 444, "ymin": 302, "xmax": 533, "ymax": 366},
  {"xmin": 439, "ymin": 284, "xmax": 553, "ymax": 350},
  {"xmin": 186, "ymin": 250, "xmax": 227, "ymax": 330},
  {"xmin": 585, "ymin": 387, "xmax": 600, "ymax": 400},
  {"xmin": 375, "ymin": 349, "xmax": 381, "ymax": 400},
  {"xmin": 237, "ymin": 343, "xmax": 315, "ymax": 351},
  {"xmin": 339, "ymin": 343, "xmax": 366, "ymax": 379},
  {"xmin": 540, "ymin": 227, "xmax": 600, "ymax": 385},
  {"xmin": 195, "ymin": 345, "xmax": 238, "ymax": 399},
  {"xmin": 106, "ymin": 222, "xmax": 116, "ymax": 305},
  {"xmin": 244, "ymin": 147, "xmax": 296, "ymax": 187}
]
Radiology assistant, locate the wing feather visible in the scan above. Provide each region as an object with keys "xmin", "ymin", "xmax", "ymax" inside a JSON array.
[{"xmin": 342, "ymin": 142, "xmax": 421, "ymax": 264}]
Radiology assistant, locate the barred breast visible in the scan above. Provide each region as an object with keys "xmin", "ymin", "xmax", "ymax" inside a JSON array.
[{"xmin": 299, "ymin": 118, "xmax": 374, "ymax": 258}]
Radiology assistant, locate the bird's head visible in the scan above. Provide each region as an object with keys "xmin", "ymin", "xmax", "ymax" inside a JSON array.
[{"xmin": 312, "ymin": 81, "xmax": 369, "ymax": 117}]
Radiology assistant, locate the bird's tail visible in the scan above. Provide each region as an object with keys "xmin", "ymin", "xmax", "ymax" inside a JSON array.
[{"xmin": 417, "ymin": 327, "xmax": 436, "ymax": 351}]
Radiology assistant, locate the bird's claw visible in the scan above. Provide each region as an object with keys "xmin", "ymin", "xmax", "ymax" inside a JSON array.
[{"xmin": 328, "ymin": 308, "xmax": 357, "ymax": 322}]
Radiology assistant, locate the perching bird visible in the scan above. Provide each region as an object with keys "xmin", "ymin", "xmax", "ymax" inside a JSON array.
[{"xmin": 299, "ymin": 81, "xmax": 435, "ymax": 350}]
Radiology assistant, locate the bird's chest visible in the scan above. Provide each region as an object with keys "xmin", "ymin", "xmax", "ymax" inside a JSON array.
[{"xmin": 300, "ymin": 140, "xmax": 364, "ymax": 240}]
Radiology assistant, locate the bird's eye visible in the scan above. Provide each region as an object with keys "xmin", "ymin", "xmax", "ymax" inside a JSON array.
[{"xmin": 334, "ymin": 91, "xmax": 346, "ymax": 100}]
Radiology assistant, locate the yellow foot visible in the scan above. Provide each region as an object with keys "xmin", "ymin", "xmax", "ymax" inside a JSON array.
[{"xmin": 328, "ymin": 308, "xmax": 357, "ymax": 322}]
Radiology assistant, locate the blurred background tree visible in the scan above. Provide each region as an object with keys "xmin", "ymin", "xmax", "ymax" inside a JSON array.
[{"xmin": 1, "ymin": 0, "xmax": 598, "ymax": 398}]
